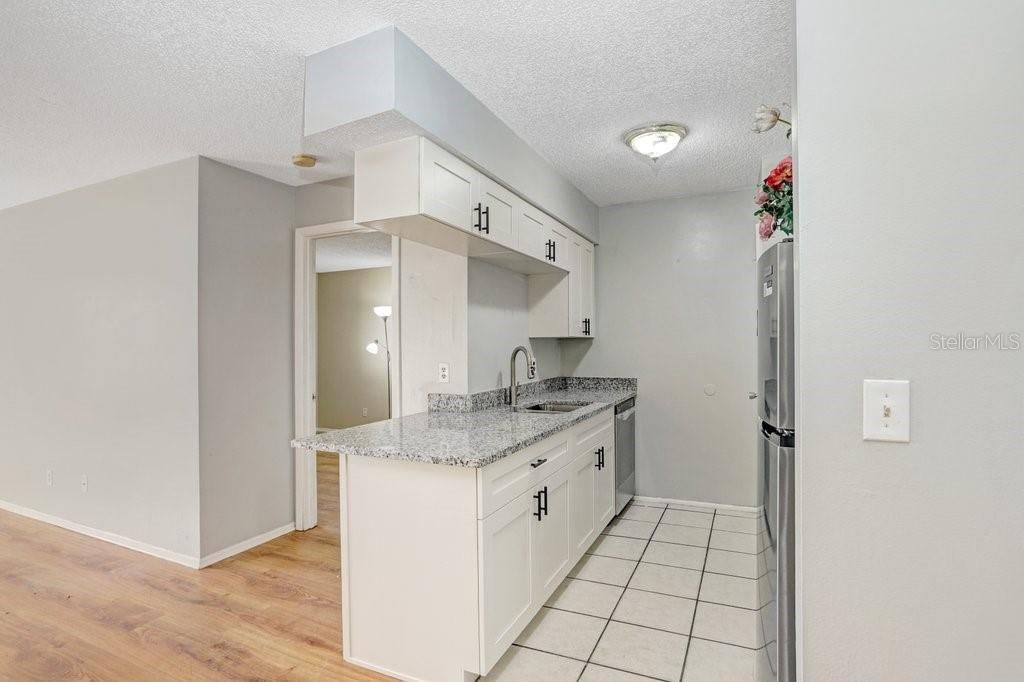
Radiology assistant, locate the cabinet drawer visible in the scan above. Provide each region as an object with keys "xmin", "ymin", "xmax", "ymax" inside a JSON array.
[
  {"xmin": 574, "ymin": 412, "xmax": 613, "ymax": 457},
  {"xmin": 478, "ymin": 432, "xmax": 571, "ymax": 519}
]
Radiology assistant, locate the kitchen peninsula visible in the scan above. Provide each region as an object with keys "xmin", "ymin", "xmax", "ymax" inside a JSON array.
[{"xmin": 293, "ymin": 377, "xmax": 636, "ymax": 682}]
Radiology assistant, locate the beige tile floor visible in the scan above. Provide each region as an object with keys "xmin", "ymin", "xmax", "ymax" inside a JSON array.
[{"xmin": 483, "ymin": 500, "xmax": 775, "ymax": 682}]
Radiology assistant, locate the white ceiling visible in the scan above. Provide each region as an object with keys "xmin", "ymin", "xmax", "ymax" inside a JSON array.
[
  {"xmin": 315, "ymin": 232, "xmax": 392, "ymax": 273},
  {"xmin": 0, "ymin": 1, "xmax": 792, "ymax": 211}
]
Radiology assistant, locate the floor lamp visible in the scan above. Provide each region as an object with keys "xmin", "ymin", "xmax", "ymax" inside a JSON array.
[{"xmin": 365, "ymin": 305, "xmax": 392, "ymax": 418}]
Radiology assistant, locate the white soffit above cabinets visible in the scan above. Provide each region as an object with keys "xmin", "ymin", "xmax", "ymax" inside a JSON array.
[{"xmin": 1, "ymin": 1, "xmax": 791, "ymax": 213}]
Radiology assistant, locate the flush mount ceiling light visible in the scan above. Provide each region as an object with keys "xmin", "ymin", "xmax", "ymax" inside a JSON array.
[
  {"xmin": 292, "ymin": 153, "xmax": 317, "ymax": 168},
  {"xmin": 623, "ymin": 123, "xmax": 687, "ymax": 161}
]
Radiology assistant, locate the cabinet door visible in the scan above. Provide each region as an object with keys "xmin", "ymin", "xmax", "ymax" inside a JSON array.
[
  {"xmin": 596, "ymin": 433, "xmax": 616, "ymax": 529},
  {"xmin": 532, "ymin": 465, "xmax": 572, "ymax": 599},
  {"xmin": 517, "ymin": 204, "xmax": 550, "ymax": 262},
  {"xmin": 549, "ymin": 221, "xmax": 571, "ymax": 270},
  {"xmin": 479, "ymin": 492, "xmax": 535, "ymax": 671},
  {"xmin": 569, "ymin": 450, "xmax": 597, "ymax": 559},
  {"xmin": 420, "ymin": 140, "xmax": 478, "ymax": 232},
  {"xmin": 568, "ymin": 238, "xmax": 585, "ymax": 337},
  {"xmin": 478, "ymin": 177, "xmax": 517, "ymax": 249},
  {"xmin": 581, "ymin": 241, "xmax": 596, "ymax": 337}
]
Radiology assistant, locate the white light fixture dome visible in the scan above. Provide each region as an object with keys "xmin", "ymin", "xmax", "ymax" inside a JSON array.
[
  {"xmin": 623, "ymin": 123, "xmax": 687, "ymax": 160},
  {"xmin": 365, "ymin": 340, "xmax": 380, "ymax": 355},
  {"xmin": 373, "ymin": 305, "xmax": 392, "ymax": 319}
]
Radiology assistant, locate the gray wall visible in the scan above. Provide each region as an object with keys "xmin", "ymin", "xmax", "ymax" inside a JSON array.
[
  {"xmin": 563, "ymin": 190, "xmax": 757, "ymax": 505},
  {"xmin": 295, "ymin": 176, "xmax": 354, "ymax": 227},
  {"xmin": 468, "ymin": 259, "xmax": 561, "ymax": 392},
  {"xmin": 197, "ymin": 158, "xmax": 296, "ymax": 557},
  {"xmin": 0, "ymin": 159, "xmax": 202, "ymax": 560},
  {"xmin": 796, "ymin": 2, "xmax": 1024, "ymax": 679},
  {"xmin": 317, "ymin": 267, "xmax": 393, "ymax": 429}
]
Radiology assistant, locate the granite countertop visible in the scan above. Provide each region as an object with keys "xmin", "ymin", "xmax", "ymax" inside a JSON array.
[{"xmin": 291, "ymin": 384, "xmax": 636, "ymax": 468}]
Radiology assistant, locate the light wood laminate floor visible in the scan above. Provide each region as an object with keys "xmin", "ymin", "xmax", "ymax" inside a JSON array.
[{"xmin": 0, "ymin": 453, "xmax": 392, "ymax": 681}]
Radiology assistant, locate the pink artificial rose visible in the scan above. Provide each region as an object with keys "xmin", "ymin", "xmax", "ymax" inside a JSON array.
[
  {"xmin": 765, "ymin": 156, "xmax": 793, "ymax": 190},
  {"xmin": 758, "ymin": 213, "xmax": 776, "ymax": 240},
  {"xmin": 755, "ymin": 190, "xmax": 769, "ymax": 205}
]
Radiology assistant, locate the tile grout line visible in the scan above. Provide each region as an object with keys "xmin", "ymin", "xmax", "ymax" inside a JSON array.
[
  {"xmin": 575, "ymin": 502, "xmax": 669, "ymax": 682},
  {"xmin": 678, "ymin": 508, "xmax": 715, "ymax": 682}
]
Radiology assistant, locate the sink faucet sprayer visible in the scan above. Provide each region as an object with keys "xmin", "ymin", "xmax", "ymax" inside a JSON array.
[{"xmin": 509, "ymin": 346, "xmax": 537, "ymax": 408}]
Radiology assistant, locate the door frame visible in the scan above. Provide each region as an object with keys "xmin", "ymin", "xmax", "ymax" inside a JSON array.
[{"xmin": 294, "ymin": 220, "xmax": 401, "ymax": 530}]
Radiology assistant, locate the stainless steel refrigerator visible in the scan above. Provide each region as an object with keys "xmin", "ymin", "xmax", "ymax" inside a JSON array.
[{"xmin": 756, "ymin": 240, "xmax": 796, "ymax": 682}]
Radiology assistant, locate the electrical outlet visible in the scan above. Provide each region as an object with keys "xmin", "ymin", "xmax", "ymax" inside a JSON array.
[
  {"xmin": 46, "ymin": 468, "xmax": 53, "ymax": 487},
  {"xmin": 362, "ymin": 407, "xmax": 368, "ymax": 417},
  {"xmin": 439, "ymin": 363, "xmax": 450, "ymax": 383},
  {"xmin": 80, "ymin": 474, "xmax": 88, "ymax": 493}
]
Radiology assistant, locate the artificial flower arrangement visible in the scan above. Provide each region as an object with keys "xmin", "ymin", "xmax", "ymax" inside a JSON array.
[{"xmin": 755, "ymin": 155, "xmax": 793, "ymax": 240}]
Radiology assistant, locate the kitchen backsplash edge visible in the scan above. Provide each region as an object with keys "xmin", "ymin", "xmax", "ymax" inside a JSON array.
[{"xmin": 428, "ymin": 377, "xmax": 637, "ymax": 413}]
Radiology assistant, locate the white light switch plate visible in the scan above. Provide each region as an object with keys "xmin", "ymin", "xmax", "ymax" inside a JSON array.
[{"xmin": 863, "ymin": 379, "xmax": 910, "ymax": 442}]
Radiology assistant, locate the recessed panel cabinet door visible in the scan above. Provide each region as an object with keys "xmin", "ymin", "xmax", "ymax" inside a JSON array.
[
  {"xmin": 569, "ymin": 450, "xmax": 597, "ymax": 557},
  {"xmin": 479, "ymin": 492, "xmax": 534, "ymax": 672},
  {"xmin": 596, "ymin": 434, "xmax": 616, "ymax": 529},
  {"xmin": 420, "ymin": 140, "xmax": 478, "ymax": 232},
  {"xmin": 517, "ymin": 204, "xmax": 550, "ymax": 262},
  {"xmin": 581, "ymin": 241, "xmax": 595, "ymax": 337},
  {"xmin": 479, "ymin": 177, "xmax": 517, "ymax": 249},
  {"xmin": 549, "ymin": 221, "xmax": 571, "ymax": 269},
  {"xmin": 531, "ymin": 465, "xmax": 572, "ymax": 598},
  {"xmin": 568, "ymin": 238, "xmax": 584, "ymax": 337}
]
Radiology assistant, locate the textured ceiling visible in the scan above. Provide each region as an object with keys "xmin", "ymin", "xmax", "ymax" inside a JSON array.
[
  {"xmin": 1, "ymin": 1, "xmax": 792, "ymax": 211},
  {"xmin": 315, "ymin": 232, "xmax": 392, "ymax": 273}
]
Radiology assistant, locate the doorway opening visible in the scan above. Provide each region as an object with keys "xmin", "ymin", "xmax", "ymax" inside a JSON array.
[{"xmin": 294, "ymin": 221, "xmax": 400, "ymax": 530}]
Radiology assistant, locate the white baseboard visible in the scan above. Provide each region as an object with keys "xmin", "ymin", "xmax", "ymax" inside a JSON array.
[
  {"xmin": 198, "ymin": 523, "xmax": 295, "ymax": 568},
  {"xmin": 632, "ymin": 495, "xmax": 760, "ymax": 515},
  {"xmin": 0, "ymin": 498, "xmax": 200, "ymax": 568}
]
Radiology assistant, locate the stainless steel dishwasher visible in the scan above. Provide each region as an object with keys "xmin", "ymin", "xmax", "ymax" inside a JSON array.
[{"xmin": 614, "ymin": 398, "xmax": 636, "ymax": 514}]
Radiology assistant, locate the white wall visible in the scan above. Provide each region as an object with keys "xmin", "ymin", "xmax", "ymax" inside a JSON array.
[
  {"xmin": 563, "ymin": 190, "xmax": 757, "ymax": 505},
  {"xmin": 468, "ymin": 259, "xmax": 561, "ymax": 392},
  {"xmin": 0, "ymin": 159, "xmax": 202, "ymax": 561},
  {"xmin": 796, "ymin": 2, "xmax": 1024, "ymax": 679},
  {"xmin": 317, "ymin": 267, "xmax": 393, "ymax": 429},
  {"xmin": 399, "ymin": 240, "xmax": 469, "ymax": 413},
  {"xmin": 196, "ymin": 159, "xmax": 296, "ymax": 558}
]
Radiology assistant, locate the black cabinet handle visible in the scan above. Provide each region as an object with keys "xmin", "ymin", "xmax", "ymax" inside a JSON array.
[
  {"xmin": 534, "ymin": 486, "xmax": 549, "ymax": 519},
  {"xmin": 473, "ymin": 203, "xmax": 482, "ymax": 231},
  {"xmin": 482, "ymin": 206, "xmax": 490, "ymax": 233},
  {"xmin": 583, "ymin": 318, "xmax": 591, "ymax": 336},
  {"xmin": 545, "ymin": 240, "xmax": 554, "ymax": 261},
  {"xmin": 551, "ymin": 241, "xmax": 557, "ymax": 261},
  {"xmin": 594, "ymin": 446, "xmax": 605, "ymax": 469},
  {"xmin": 530, "ymin": 458, "xmax": 547, "ymax": 469}
]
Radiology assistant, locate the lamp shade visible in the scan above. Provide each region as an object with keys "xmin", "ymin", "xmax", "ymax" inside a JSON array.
[
  {"xmin": 365, "ymin": 341, "xmax": 380, "ymax": 355},
  {"xmin": 373, "ymin": 305, "xmax": 392, "ymax": 319}
]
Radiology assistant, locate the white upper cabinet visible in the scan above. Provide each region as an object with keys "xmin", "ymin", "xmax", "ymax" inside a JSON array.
[
  {"xmin": 420, "ymin": 140, "xmax": 479, "ymax": 233},
  {"xmin": 516, "ymin": 203, "xmax": 551, "ymax": 262},
  {"xmin": 529, "ymin": 231, "xmax": 597, "ymax": 339},
  {"xmin": 548, "ymin": 221, "xmax": 570, "ymax": 270},
  {"xmin": 354, "ymin": 136, "xmax": 573, "ymax": 275},
  {"xmin": 477, "ymin": 176, "xmax": 517, "ymax": 249},
  {"xmin": 580, "ymin": 240, "xmax": 595, "ymax": 337}
]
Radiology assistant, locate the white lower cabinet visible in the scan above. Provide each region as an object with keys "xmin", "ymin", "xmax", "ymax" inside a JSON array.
[
  {"xmin": 479, "ymin": 489, "xmax": 535, "ymax": 670},
  {"xmin": 478, "ymin": 412, "xmax": 616, "ymax": 674},
  {"xmin": 339, "ymin": 410, "xmax": 619, "ymax": 682},
  {"xmin": 569, "ymin": 449, "xmax": 597, "ymax": 556}
]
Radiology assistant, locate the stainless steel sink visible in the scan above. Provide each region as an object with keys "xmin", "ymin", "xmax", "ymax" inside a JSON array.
[{"xmin": 514, "ymin": 400, "xmax": 592, "ymax": 414}]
